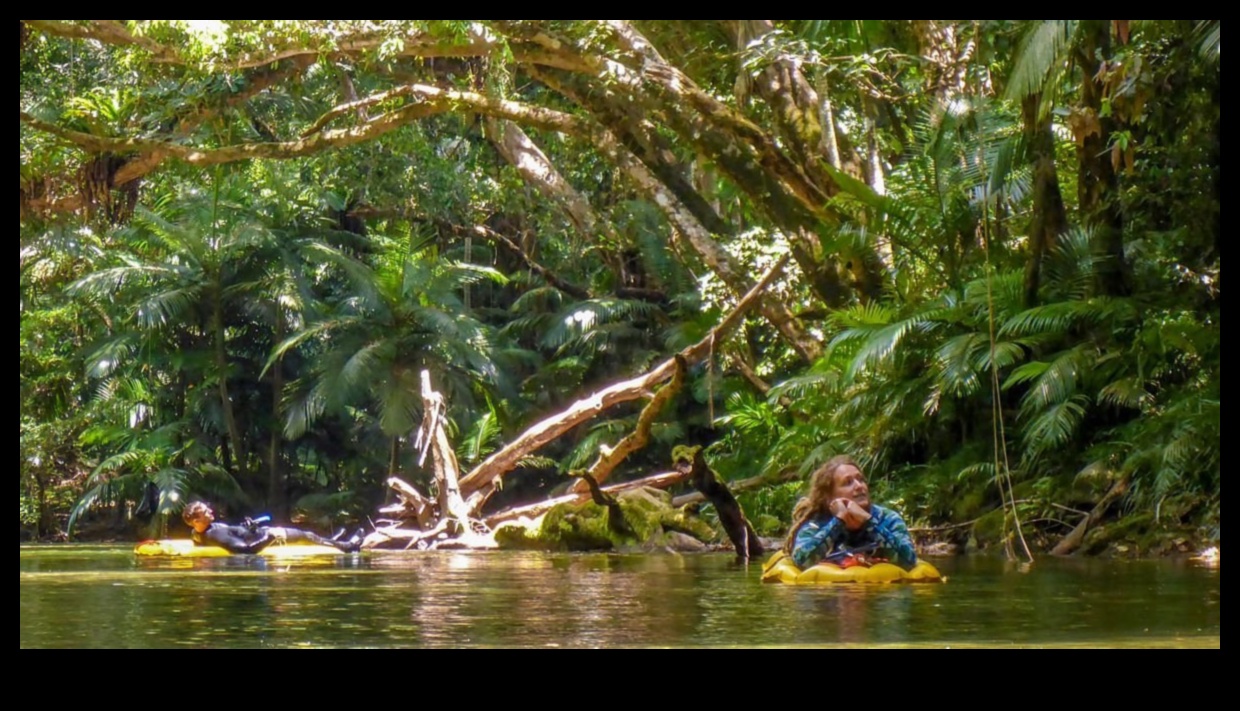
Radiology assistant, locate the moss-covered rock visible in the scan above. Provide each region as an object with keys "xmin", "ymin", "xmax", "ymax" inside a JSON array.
[
  {"xmin": 1079, "ymin": 512, "xmax": 1203, "ymax": 557},
  {"xmin": 951, "ymin": 490, "xmax": 989, "ymax": 524},
  {"xmin": 968, "ymin": 508, "xmax": 1008, "ymax": 552},
  {"xmin": 492, "ymin": 486, "xmax": 719, "ymax": 553}
]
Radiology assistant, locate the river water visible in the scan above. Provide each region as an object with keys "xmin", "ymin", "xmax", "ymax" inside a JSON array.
[{"xmin": 19, "ymin": 545, "xmax": 1220, "ymax": 648}]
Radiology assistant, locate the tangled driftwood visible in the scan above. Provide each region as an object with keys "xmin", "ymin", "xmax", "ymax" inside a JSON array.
[{"xmin": 363, "ymin": 257, "xmax": 789, "ymax": 552}]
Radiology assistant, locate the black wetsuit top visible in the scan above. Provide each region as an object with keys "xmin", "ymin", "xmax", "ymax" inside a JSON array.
[
  {"xmin": 192, "ymin": 522, "xmax": 277, "ymax": 554},
  {"xmin": 192, "ymin": 522, "xmax": 358, "ymax": 554}
]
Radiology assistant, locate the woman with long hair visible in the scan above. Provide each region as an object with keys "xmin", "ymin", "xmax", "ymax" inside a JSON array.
[{"xmin": 783, "ymin": 456, "xmax": 917, "ymax": 570}]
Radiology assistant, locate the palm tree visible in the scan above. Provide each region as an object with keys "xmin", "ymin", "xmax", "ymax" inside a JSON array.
[
  {"xmin": 272, "ymin": 233, "xmax": 507, "ymax": 478},
  {"xmin": 68, "ymin": 182, "xmax": 275, "ymax": 496}
]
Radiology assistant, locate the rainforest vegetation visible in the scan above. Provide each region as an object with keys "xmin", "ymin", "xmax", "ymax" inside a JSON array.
[{"xmin": 19, "ymin": 20, "xmax": 1220, "ymax": 558}]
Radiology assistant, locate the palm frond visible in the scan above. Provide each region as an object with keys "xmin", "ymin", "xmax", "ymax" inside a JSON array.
[
  {"xmin": 67, "ymin": 262, "xmax": 177, "ymax": 301},
  {"xmin": 1099, "ymin": 377, "xmax": 1153, "ymax": 411},
  {"xmin": 1019, "ymin": 345, "xmax": 1096, "ymax": 415},
  {"xmin": 377, "ymin": 380, "xmax": 419, "ymax": 437},
  {"xmin": 541, "ymin": 298, "xmax": 662, "ymax": 352},
  {"xmin": 1022, "ymin": 394, "xmax": 1089, "ymax": 455},
  {"xmin": 560, "ymin": 420, "xmax": 629, "ymax": 473},
  {"xmin": 1196, "ymin": 20, "xmax": 1220, "ymax": 61},
  {"xmin": 1000, "ymin": 301, "xmax": 1097, "ymax": 338},
  {"xmin": 956, "ymin": 462, "xmax": 997, "ymax": 484},
  {"xmin": 963, "ymin": 270, "xmax": 1025, "ymax": 321},
  {"xmin": 768, "ymin": 371, "xmax": 840, "ymax": 401},
  {"xmin": 84, "ymin": 336, "xmax": 137, "ymax": 380},
  {"xmin": 935, "ymin": 333, "xmax": 987, "ymax": 397},
  {"xmin": 509, "ymin": 285, "xmax": 567, "ymax": 314},
  {"xmin": 1043, "ymin": 227, "xmax": 1098, "ymax": 301},
  {"xmin": 975, "ymin": 340, "xmax": 1028, "ymax": 372},
  {"xmin": 262, "ymin": 317, "xmax": 354, "ymax": 378},
  {"xmin": 848, "ymin": 317, "xmax": 931, "ymax": 378},
  {"xmin": 458, "ymin": 409, "xmax": 502, "ymax": 466},
  {"xmin": 1005, "ymin": 20, "xmax": 1077, "ymax": 103},
  {"xmin": 134, "ymin": 286, "xmax": 202, "ymax": 331},
  {"xmin": 447, "ymin": 262, "xmax": 510, "ymax": 287}
]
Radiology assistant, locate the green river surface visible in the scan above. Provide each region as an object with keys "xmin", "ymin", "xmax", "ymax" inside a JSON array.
[{"xmin": 20, "ymin": 545, "xmax": 1220, "ymax": 648}]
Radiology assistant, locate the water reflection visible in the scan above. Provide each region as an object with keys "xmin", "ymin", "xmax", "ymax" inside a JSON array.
[{"xmin": 19, "ymin": 547, "xmax": 1221, "ymax": 649}]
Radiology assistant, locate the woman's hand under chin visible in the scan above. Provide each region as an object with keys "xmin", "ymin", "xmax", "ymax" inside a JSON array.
[{"xmin": 830, "ymin": 498, "xmax": 872, "ymax": 531}]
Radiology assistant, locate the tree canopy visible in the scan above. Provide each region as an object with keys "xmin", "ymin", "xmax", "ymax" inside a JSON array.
[{"xmin": 20, "ymin": 20, "xmax": 1220, "ymax": 556}]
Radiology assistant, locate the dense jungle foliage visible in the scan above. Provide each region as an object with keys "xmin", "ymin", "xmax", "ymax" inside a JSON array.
[{"xmin": 20, "ymin": 20, "xmax": 1220, "ymax": 556}]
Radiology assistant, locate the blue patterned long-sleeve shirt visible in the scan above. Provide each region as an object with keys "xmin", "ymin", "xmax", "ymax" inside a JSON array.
[{"xmin": 791, "ymin": 504, "xmax": 918, "ymax": 571}]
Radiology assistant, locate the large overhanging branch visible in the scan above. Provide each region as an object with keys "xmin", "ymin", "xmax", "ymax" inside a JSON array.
[
  {"xmin": 23, "ymin": 55, "xmax": 314, "ymax": 216},
  {"xmin": 22, "ymin": 83, "xmax": 589, "ymax": 171},
  {"xmin": 569, "ymin": 355, "xmax": 687, "ymax": 495},
  {"xmin": 529, "ymin": 66, "xmax": 823, "ymax": 361},
  {"xmin": 501, "ymin": 21, "xmax": 829, "ymax": 216},
  {"xmin": 22, "ymin": 97, "xmax": 452, "ymax": 167},
  {"xmin": 25, "ymin": 20, "xmax": 181, "ymax": 63},
  {"xmin": 25, "ymin": 20, "xmax": 503, "ymax": 71},
  {"xmin": 502, "ymin": 23, "xmax": 854, "ymax": 308},
  {"xmin": 457, "ymin": 254, "xmax": 791, "ymax": 508},
  {"xmin": 598, "ymin": 21, "xmax": 835, "ymax": 214},
  {"xmin": 485, "ymin": 117, "xmax": 623, "ymax": 248},
  {"xmin": 723, "ymin": 20, "xmax": 837, "ymax": 198}
]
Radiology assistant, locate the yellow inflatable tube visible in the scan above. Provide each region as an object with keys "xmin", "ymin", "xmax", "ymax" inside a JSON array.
[
  {"xmin": 761, "ymin": 551, "xmax": 944, "ymax": 585},
  {"xmin": 134, "ymin": 539, "xmax": 349, "ymax": 559}
]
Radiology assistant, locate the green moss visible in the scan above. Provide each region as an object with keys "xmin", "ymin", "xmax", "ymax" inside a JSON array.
[
  {"xmin": 1080, "ymin": 512, "xmax": 1201, "ymax": 557},
  {"xmin": 661, "ymin": 508, "xmax": 720, "ymax": 542},
  {"xmin": 951, "ymin": 490, "xmax": 988, "ymax": 523},
  {"xmin": 969, "ymin": 508, "xmax": 1008, "ymax": 551},
  {"xmin": 751, "ymin": 514, "xmax": 784, "ymax": 538},
  {"xmin": 671, "ymin": 445, "xmax": 702, "ymax": 466},
  {"xmin": 492, "ymin": 486, "xmax": 718, "ymax": 553},
  {"xmin": 542, "ymin": 502, "xmax": 619, "ymax": 551},
  {"xmin": 492, "ymin": 520, "xmax": 548, "ymax": 550}
]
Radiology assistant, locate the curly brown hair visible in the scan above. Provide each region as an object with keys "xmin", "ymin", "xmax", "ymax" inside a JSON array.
[
  {"xmin": 181, "ymin": 501, "xmax": 212, "ymax": 526},
  {"xmin": 781, "ymin": 455, "xmax": 861, "ymax": 553}
]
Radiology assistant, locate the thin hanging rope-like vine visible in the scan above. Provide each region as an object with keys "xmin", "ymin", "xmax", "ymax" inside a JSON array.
[
  {"xmin": 977, "ymin": 147, "xmax": 1035, "ymax": 565},
  {"xmin": 708, "ymin": 331, "xmax": 716, "ymax": 428}
]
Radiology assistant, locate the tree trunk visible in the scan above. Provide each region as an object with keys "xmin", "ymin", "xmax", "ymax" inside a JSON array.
[
  {"xmin": 486, "ymin": 117, "xmax": 620, "ymax": 248},
  {"xmin": 213, "ymin": 295, "xmax": 248, "ymax": 481},
  {"xmin": 1022, "ymin": 94, "xmax": 1069, "ymax": 307},
  {"xmin": 267, "ymin": 315, "xmax": 285, "ymax": 513},
  {"xmin": 516, "ymin": 22, "xmax": 855, "ymax": 307},
  {"xmin": 730, "ymin": 20, "xmax": 836, "ymax": 197},
  {"xmin": 1075, "ymin": 21, "xmax": 1130, "ymax": 297},
  {"xmin": 725, "ymin": 20, "xmax": 889, "ymax": 302},
  {"xmin": 816, "ymin": 75, "xmax": 843, "ymax": 171},
  {"xmin": 911, "ymin": 20, "xmax": 976, "ymax": 101},
  {"xmin": 388, "ymin": 436, "xmax": 400, "ymax": 479},
  {"xmin": 529, "ymin": 68, "xmax": 821, "ymax": 360},
  {"xmin": 1051, "ymin": 475, "xmax": 1130, "ymax": 556},
  {"xmin": 674, "ymin": 446, "xmax": 763, "ymax": 562},
  {"xmin": 863, "ymin": 98, "xmax": 888, "ymax": 199}
]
